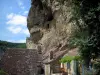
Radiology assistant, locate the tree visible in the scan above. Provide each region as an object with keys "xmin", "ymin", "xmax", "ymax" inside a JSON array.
[{"xmin": 70, "ymin": 0, "xmax": 100, "ymax": 67}]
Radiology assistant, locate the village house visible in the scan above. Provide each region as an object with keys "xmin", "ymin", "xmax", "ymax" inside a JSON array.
[
  {"xmin": 0, "ymin": 37, "xmax": 83, "ymax": 75},
  {"xmin": 1, "ymin": 48, "xmax": 44, "ymax": 75},
  {"xmin": 26, "ymin": 37, "xmax": 81, "ymax": 75},
  {"xmin": 42, "ymin": 46, "xmax": 79, "ymax": 75},
  {"xmin": 0, "ymin": 37, "xmax": 87, "ymax": 75}
]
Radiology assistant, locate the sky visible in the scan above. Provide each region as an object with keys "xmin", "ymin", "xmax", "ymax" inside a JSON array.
[{"xmin": 0, "ymin": 0, "xmax": 31, "ymax": 43}]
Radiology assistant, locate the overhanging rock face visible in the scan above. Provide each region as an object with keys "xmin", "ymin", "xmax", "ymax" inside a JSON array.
[
  {"xmin": 1, "ymin": 48, "xmax": 42, "ymax": 75},
  {"xmin": 27, "ymin": 0, "xmax": 78, "ymax": 62}
]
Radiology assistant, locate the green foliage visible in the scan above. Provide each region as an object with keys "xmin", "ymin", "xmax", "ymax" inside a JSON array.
[
  {"xmin": 93, "ymin": 62, "xmax": 100, "ymax": 74},
  {"xmin": 84, "ymin": 68, "xmax": 97, "ymax": 75},
  {"xmin": 0, "ymin": 40, "xmax": 26, "ymax": 52},
  {"xmin": 60, "ymin": 56, "xmax": 81, "ymax": 63},
  {"xmin": 74, "ymin": 56, "xmax": 82, "ymax": 60},
  {"xmin": 68, "ymin": 31, "xmax": 88, "ymax": 48},
  {"xmin": 79, "ymin": 0, "xmax": 100, "ymax": 59},
  {"xmin": 68, "ymin": 0, "xmax": 100, "ymax": 67},
  {"xmin": 0, "ymin": 69, "xmax": 8, "ymax": 75},
  {"xmin": 60, "ymin": 56, "xmax": 73, "ymax": 63}
]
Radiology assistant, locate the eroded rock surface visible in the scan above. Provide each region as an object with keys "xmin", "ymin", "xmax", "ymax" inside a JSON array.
[{"xmin": 27, "ymin": 0, "xmax": 78, "ymax": 63}]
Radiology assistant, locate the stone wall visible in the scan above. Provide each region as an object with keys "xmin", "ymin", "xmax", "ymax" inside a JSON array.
[{"xmin": 1, "ymin": 48, "xmax": 41, "ymax": 75}]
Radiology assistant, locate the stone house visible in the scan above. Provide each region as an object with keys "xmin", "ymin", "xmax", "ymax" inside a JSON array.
[
  {"xmin": 26, "ymin": 37, "xmax": 79, "ymax": 75},
  {"xmin": 1, "ymin": 48, "xmax": 44, "ymax": 75},
  {"xmin": 26, "ymin": 37, "xmax": 80, "ymax": 75}
]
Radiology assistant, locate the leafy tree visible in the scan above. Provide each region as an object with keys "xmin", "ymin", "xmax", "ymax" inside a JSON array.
[{"xmin": 68, "ymin": 0, "xmax": 100, "ymax": 68}]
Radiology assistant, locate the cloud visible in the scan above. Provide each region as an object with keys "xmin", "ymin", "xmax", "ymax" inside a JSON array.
[
  {"xmin": 17, "ymin": 0, "xmax": 25, "ymax": 9},
  {"xmin": 17, "ymin": 40, "xmax": 26, "ymax": 43},
  {"xmin": 7, "ymin": 13, "xmax": 27, "ymax": 26},
  {"xmin": 6, "ymin": 13, "xmax": 29, "ymax": 35},
  {"xmin": 8, "ymin": 39, "xmax": 26, "ymax": 43},
  {"xmin": 18, "ymin": 10, "xmax": 28, "ymax": 16},
  {"xmin": 7, "ymin": 26, "xmax": 29, "ymax": 35},
  {"xmin": 22, "ymin": 29, "xmax": 30, "ymax": 35},
  {"xmin": 7, "ymin": 26, "xmax": 22, "ymax": 34},
  {"xmin": 23, "ymin": 11, "xmax": 28, "ymax": 15},
  {"xmin": 18, "ymin": 1, "xmax": 23, "ymax": 6},
  {"xmin": 21, "ymin": 6, "xmax": 25, "ymax": 9},
  {"xmin": 7, "ymin": 13, "xmax": 14, "ymax": 19}
]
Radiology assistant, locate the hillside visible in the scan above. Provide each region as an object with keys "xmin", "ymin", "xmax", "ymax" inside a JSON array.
[{"xmin": 0, "ymin": 40, "xmax": 26, "ymax": 52}]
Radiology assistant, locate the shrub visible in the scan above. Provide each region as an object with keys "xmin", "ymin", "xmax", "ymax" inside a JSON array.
[{"xmin": 0, "ymin": 69, "xmax": 8, "ymax": 75}]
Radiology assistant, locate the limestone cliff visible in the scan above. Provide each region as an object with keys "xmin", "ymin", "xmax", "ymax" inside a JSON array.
[{"xmin": 27, "ymin": 0, "xmax": 77, "ymax": 56}]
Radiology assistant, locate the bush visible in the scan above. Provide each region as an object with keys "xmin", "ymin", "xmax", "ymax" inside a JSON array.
[
  {"xmin": 60, "ymin": 56, "xmax": 81, "ymax": 63},
  {"xmin": 0, "ymin": 70, "xmax": 8, "ymax": 75},
  {"xmin": 93, "ymin": 62, "xmax": 100, "ymax": 75}
]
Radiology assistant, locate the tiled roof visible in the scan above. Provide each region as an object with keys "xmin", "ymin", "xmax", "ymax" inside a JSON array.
[{"xmin": 1, "ymin": 48, "xmax": 42, "ymax": 75}]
